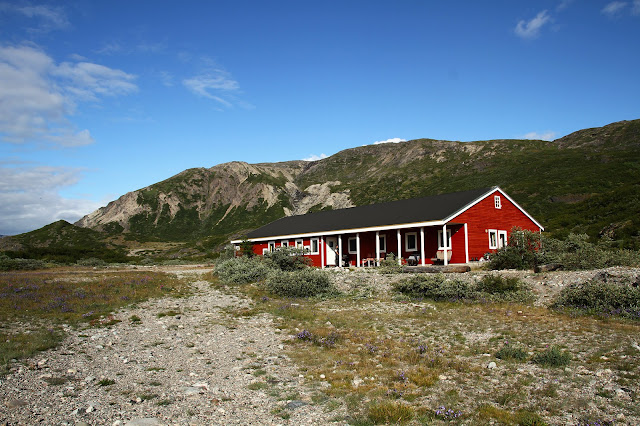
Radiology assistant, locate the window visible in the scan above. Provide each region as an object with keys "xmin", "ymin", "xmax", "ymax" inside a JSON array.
[
  {"xmin": 268, "ymin": 241, "xmax": 276, "ymax": 252},
  {"xmin": 498, "ymin": 230, "xmax": 508, "ymax": 249},
  {"xmin": 494, "ymin": 195, "xmax": 502, "ymax": 209},
  {"xmin": 281, "ymin": 241, "xmax": 289, "ymax": 247},
  {"xmin": 405, "ymin": 232, "xmax": 417, "ymax": 251},
  {"xmin": 310, "ymin": 238, "xmax": 319, "ymax": 255},
  {"xmin": 438, "ymin": 229, "xmax": 452, "ymax": 249},
  {"xmin": 378, "ymin": 234, "xmax": 387, "ymax": 252},
  {"xmin": 295, "ymin": 239, "xmax": 304, "ymax": 249},
  {"xmin": 348, "ymin": 237, "xmax": 358, "ymax": 254},
  {"xmin": 262, "ymin": 248, "xmax": 269, "ymax": 255},
  {"xmin": 488, "ymin": 230, "xmax": 498, "ymax": 249}
]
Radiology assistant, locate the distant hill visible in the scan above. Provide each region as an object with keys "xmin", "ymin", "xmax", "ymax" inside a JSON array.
[
  {"xmin": 0, "ymin": 220, "xmax": 128, "ymax": 263},
  {"xmin": 3, "ymin": 118, "xmax": 638, "ymax": 262}
]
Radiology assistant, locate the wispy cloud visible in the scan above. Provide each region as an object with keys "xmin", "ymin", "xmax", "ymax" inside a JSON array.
[
  {"xmin": 303, "ymin": 153, "xmax": 328, "ymax": 162},
  {"xmin": 183, "ymin": 68, "xmax": 241, "ymax": 108},
  {"xmin": 602, "ymin": 1, "xmax": 628, "ymax": 16},
  {"xmin": 0, "ymin": 164, "xmax": 101, "ymax": 235},
  {"xmin": 521, "ymin": 131, "xmax": 556, "ymax": 141},
  {"xmin": 373, "ymin": 137, "xmax": 407, "ymax": 145},
  {"xmin": 515, "ymin": 10, "xmax": 551, "ymax": 39},
  {"xmin": 0, "ymin": 3, "xmax": 69, "ymax": 32},
  {"xmin": 0, "ymin": 44, "xmax": 137, "ymax": 147}
]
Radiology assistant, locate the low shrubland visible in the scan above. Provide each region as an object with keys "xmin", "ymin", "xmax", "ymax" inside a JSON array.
[
  {"xmin": 214, "ymin": 247, "xmax": 335, "ymax": 298},
  {"xmin": 488, "ymin": 228, "xmax": 640, "ymax": 271},
  {"xmin": 393, "ymin": 273, "xmax": 534, "ymax": 303}
]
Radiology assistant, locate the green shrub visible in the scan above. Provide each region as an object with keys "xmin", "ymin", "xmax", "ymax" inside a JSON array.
[
  {"xmin": 394, "ymin": 274, "xmax": 476, "ymax": 301},
  {"xmin": 0, "ymin": 255, "xmax": 46, "ymax": 271},
  {"xmin": 215, "ymin": 256, "xmax": 270, "ymax": 284},
  {"xmin": 552, "ymin": 273, "xmax": 640, "ymax": 319},
  {"xmin": 263, "ymin": 247, "xmax": 311, "ymax": 271},
  {"xmin": 265, "ymin": 268, "xmax": 333, "ymax": 297},
  {"xmin": 477, "ymin": 274, "xmax": 522, "ymax": 294},
  {"xmin": 495, "ymin": 343, "xmax": 529, "ymax": 361},
  {"xmin": 76, "ymin": 257, "xmax": 107, "ymax": 267},
  {"xmin": 532, "ymin": 346, "xmax": 571, "ymax": 368},
  {"xmin": 378, "ymin": 253, "xmax": 402, "ymax": 274}
]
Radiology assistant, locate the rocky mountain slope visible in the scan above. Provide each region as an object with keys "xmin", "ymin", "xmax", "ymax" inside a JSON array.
[{"xmin": 73, "ymin": 119, "xmax": 640, "ymax": 250}]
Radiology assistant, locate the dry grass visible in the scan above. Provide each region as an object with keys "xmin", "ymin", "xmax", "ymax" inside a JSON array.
[{"xmin": 220, "ymin": 276, "xmax": 640, "ymax": 425}]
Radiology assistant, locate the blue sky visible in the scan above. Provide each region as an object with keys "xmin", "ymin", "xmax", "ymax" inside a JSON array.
[{"xmin": 1, "ymin": 1, "xmax": 639, "ymax": 235}]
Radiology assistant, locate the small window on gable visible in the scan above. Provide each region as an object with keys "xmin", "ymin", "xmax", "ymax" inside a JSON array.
[
  {"xmin": 488, "ymin": 230, "xmax": 498, "ymax": 249},
  {"xmin": 494, "ymin": 195, "xmax": 502, "ymax": 209},
  {"xmin": 405, "ymin": 232, "xmax": 417, "ymax": 251},
  {"xmin": 348, "ymin": 237, "xmax": 358, "ymax": 254}
]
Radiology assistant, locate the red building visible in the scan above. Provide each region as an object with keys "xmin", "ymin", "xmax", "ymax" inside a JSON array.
[{"xmin": 231, "ymin": 187, "xmax": 543, "ymax": 267}]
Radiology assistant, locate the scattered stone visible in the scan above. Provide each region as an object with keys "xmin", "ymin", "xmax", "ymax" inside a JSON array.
[
  {"xmin": 286, "ymin": 400, "xmax": 307, "ymax": 410},
  {"xmin": 124, "ymin": 419, "xmax": 163, "ymax": 426},
  {"xmin": 487, "ymin": 362, "xmax": 497, "ymax": 369}
]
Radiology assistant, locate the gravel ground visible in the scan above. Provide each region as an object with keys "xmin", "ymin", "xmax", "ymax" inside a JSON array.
[
  {"xmin": 0, "ymin": 267, "xmax": 343, "ymax": 426},
  {"xmin": 2, "ymin": 265, "xmax": 639, "ymax": 425}
]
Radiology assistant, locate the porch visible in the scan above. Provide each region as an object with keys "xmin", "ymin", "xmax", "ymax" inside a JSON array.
[{"xmin": 318, "ymin": 223, "xmax": 469, "ymax": 268}]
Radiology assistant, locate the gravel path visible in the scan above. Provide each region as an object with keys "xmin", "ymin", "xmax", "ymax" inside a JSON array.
[{"xmin": 1, "ymin": 267, "xmax": 342, "ymax": 426}]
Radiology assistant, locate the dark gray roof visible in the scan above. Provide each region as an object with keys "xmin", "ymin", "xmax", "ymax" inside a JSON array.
[{"xmin": 246, "ymin": 187, "xmax": 496, "ymax": 239}]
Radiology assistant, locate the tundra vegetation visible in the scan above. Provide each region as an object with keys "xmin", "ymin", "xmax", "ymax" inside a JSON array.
[{"xmin": 210, "ymin": 238, "xmax": 640, "ymax": 425}]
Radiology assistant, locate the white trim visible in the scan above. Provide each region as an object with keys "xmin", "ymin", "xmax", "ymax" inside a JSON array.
[
  {"xmin": 268, "ymin": 241, "xmax": 276, "ymax": 252},
  {"xmin": 405, "ymin": 231, "xmax": 418, "ymax": 251},
  {"xmin": 356, "ymin": 232, "xmax": 361, "ymax": 268},
  {"xmin": 295, "ymin": 239, "xmax": 303, "ymax": 249},
  {"xmin": 348, "ymin": 237, "xmax": 358, "ymax": 254},
  {"xmin": 375, "ymin": 231, "xmax": 380, "ymax": 263},
  {"xmin": 397, "ymin": 229, "xmax": 402, "ymax": 266},
  {"xmin": 438, "ymin": 229, "xmax": 452, "ymax": 250},
  {"xmin": 281, "ymin": 240, "xmax": 289, "ymax": 247},
  {"xmin": 464, "ymin": 223, "xmax": 469, "ymax": 263},
  {"xmin": 488, "ymin": 229, "xmax": 498, "ymax": 249},
  {"xmin": 338, "ymin": 236, "xmax": 343, "ymax": 268},
  {"xmin": 310, "ymin": 237, "xmax": 320, "ymax": 255},
  {"xmin": 442, "ymin": 224, "xmax": 449, "ymax": 266},
  {"xmin": 320, "ymin": 236, "xmax": 325, "ymax": 268},
  {"xmin": 420, "ymin": 227, "xmax": 425, "ymax": 266},
  {"xmin": 378, "ymin": 234, "xmax": 387, "ymax": 252},
  {"xmin": 498, "ymin": 230, "xmax": 508, "ymax": 249}
]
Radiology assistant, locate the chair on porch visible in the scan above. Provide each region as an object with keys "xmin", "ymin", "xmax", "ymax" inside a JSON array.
[{"xmin": 430, "ymin": 250, "xmax": 453, "ymax": 264}]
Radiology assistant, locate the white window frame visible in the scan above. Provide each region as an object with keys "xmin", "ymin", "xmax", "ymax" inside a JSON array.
[
  {"xmin": 268, "ymin": 241, "xmax": 276, "ymax": 252},
  {"xmin": 438, "ymin": 229, "xmax": 452, "ymax": 250},
  {"xmin": 281, "ymin": 240, "xmax": 289, "ymax": 247},
  {"xmin": 310, "ymin": 238, "xmax": 319, "ymax": 255},
  {"xmin": 405, "ymin": 232, "xmax": 418, "ymax": 251},
  {"xmin": 295, "ymin": 239, "xmax": 304, "ymax": 249},
  {"xmin": 348, "ymin": 237, "xmax": 358, "ymax": 254},
  {"xmin": 494, "ymin": 195, "xmax": 502, "ymax": 209},
  {"xmin": 488, "ymin": 229, "xmax": 498, "ymax": 249},
  {"xmin": 262, "ymin": 248, "xmax": 269, "ymax": 255},
  {"xmin": 498, "ymin": 230, "xmax": 508, "ymax": 249},
  {"xmin": 378, "ymin": 234, "xmax": 387, "ymax": 252}
]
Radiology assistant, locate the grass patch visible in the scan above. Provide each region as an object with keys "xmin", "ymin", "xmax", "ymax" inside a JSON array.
[{"xmin": 532, "ymin": 346, "xmax": 572, "ymax": 368}]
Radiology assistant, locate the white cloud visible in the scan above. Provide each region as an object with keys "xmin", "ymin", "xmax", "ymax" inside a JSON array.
[
  {"xmin": 0, "ymin": 44, "xmax": 137, "ymax": 146},
  {"xmin": 515, "ymin": 10, "xmax": 551, "ymax": 39},
  {"xmin": 303, "ymin": 153, "xmax": 328, "ymax": 162},
  {"xmin": 373, "ymin": 137, "xmax": 407, "ymax": 145},
  {"xmin": 521, "ymin": 131, "xmax": 556, "ymax": 141},
  {"xmin": 633, "ymin": 0, "xmax": 640, "ymax": 15},
  {"xmin": 0, "ymin": 165, "xmax": 101, "ymax": 235},
  {"xmin": 0, "ymin": 3, "xmax": 69, "ymax": 32},
  {"xmin": 183, "ymin": 68, "xmax": 241, "ymax": 108},
  {"xmin": 602, "ymin": 1, "xmax": 628, "ymax": 16}
]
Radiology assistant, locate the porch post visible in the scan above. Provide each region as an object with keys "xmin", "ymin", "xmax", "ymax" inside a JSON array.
[
  {"xmin": 375, "ymin": 231, "xmax": 380, "ymax": 265},
  {"xmin": 442, "ymin": 224, "xmax": 448, "ymax": 266},
  {"xmin": 464, "ymin": 223, "xmax": 469, "ymax": 263},
  {"xmin": 356, "ymin": 232, "xmax": 361, "ymax": 268},
  {"xmin": 320, "ymin": 236, "xmax": 325, "ymax": 268},
  {"xmin": 338, "ymin": 235, "xmax": 343, "ymax": 269},
  {"xmin": 397, "ymin": 229, "xmax": 402, "ymax": 266},
  {"xmin": 420, "ymin": 227, "xmax": 425, "ymax": 266}
]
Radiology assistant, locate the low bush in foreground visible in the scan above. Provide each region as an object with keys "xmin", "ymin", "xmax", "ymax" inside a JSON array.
[
  {"xmin": 265, "ymin": 268, "xmax": 334, "ymax": 297},
  {"xmin": 394, "ymin": 273, "xmax": 533, "ymax": 303},
  {"xmin": 215, "ymin": 256, "xmax": 270, "ymax": 284},
  {"xmin": 532, "ymin": 346, "xmax": 571, "ymax": 368},
  {"xmin": 552, "ymin": 273, "xmax": 640, "ymax": 320}
]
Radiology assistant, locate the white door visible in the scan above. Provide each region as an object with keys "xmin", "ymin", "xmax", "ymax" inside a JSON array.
[{"xmin": 326, "ymin": 237, "xmax": 337, "ymax": 266}]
